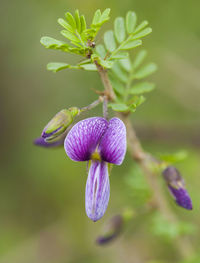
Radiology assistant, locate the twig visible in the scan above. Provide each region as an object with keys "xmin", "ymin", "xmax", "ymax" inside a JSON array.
[
  {"xmin": 95, "ymin": 62, "xmax": 194, "ymax": 260},
  {"xmin": 80, "ymin": 96, "xmax": 103, "ymax": 113},
  {"xmin": 103, "ymin": 96, "xmax": 108, "ymax": 120}
]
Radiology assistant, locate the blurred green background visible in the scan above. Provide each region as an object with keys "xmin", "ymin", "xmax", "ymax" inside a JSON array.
[{"xmin": 1, "ymin": 0, "xmax": 200, "ymax": 262}]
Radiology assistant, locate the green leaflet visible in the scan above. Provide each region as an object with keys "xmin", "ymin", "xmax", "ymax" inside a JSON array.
[
  {"xmin": 65, "ymin": 12, "xmax": 76, "ymax": 29},
  {"xmin": 134, "ymin": 63, "xmax": 158, "ymax": 79},
  {"xmin": 104, "ymin": 30, "xmax": 116, "ymax": 52},
  {"xmin": 132, "ymin": 49, "xmax": 147, "ymax": 69},
  {"xmin": 114, "ymin": 17, "xmax": 126, "ymax": 43},
  {"xmin": 131, "ymin": 27, "xmax": 152, "ymax": 40},
  {"xmin": 134, "ymin": 20, "xmax": 149, "ymax": 34},
  {"xmin": 95, "ymin": 44, "xmax": 107, "ymax": 59},
  {"xmin": 74, "ymin": 10, "xmax": 81, "ymax": 33},
  {"xmin": 129, "ymin": 82, "xmax": 155, "ymax": 95},
  {"xmin": 47, "ymin": 62, "xmax": 70, "ymax": 72},
  {"xmin": 159, "ymin": 150, "xmax": 188, "ymax": 164},
  {"xmin": 126, "ymin": 11, "xmax": 137, "ymax": 34},
  {"xmin": 40, "ymin": 37, "xmax": 66, "ymax": 48},
  {"xmin": 121, "ymin": 39, "xmax": 142, "ymax": 50},
  {"xmin": 92, "ymin": 9, "xmax": 101, "ymax": 25},
  {"xmin": 61, "ymin": 30, "xmax": 80, "ymax": 43},
  {"xmin": 80, "ymin": 64, "xmax": 97, "ymax": 71},
  {"xmin": 108, "ymin": 103, "xmax": 129, "ymax": 112},
  {"xmin": 119, "ymin": 57, "xmax": 132, "ymax": 72},
  {"xmin": 57, "ymin": 18, "xmax": 74, "ymax": 32},
  {"xmin": 111, "ymin": 62, "xmax": 128, "ymax": 83}
]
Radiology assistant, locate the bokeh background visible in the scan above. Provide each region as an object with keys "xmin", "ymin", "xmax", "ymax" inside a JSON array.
[{"xmin": 0, "ymin": 0, "xmax": 200, "ymax": 262}]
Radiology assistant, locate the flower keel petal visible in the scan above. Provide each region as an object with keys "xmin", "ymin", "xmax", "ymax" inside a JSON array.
[
  {"xmin": 85, "ymin": 161, "xmax": 110, "ymax": 222},
  {"xmin": 99, "ymin": 118, "xmax": 126, "ymax": 165}
]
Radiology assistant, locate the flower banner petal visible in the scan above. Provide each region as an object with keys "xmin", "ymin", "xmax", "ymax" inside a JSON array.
[
  {"xmin": 85, "ymin": 161, "xmax": 110, "ymax": 222},
  {"xmin": 99, "ymin": 118, "xmax": 126, "ymax": 165},
  {"xmin": 65, "ymin": 117, "xmax": 108, "ymax": 161}
]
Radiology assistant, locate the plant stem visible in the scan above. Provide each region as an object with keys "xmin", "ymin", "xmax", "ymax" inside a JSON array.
[
  {"xmin": 96, "ymin": 63, "xmax": 194, "ymax": 260},
  {"xmin": 80, "ymin": 96, "xmax": 103, "ymax": 113},
  {"xmin": 103, "ymin": 96, "xmax": 108, "ymax": 120}
]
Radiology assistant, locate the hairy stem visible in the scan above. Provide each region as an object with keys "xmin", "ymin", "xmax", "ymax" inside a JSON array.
[{"xmin": 96, "ymin": 63, "xmax": 194, "ymax": 260}]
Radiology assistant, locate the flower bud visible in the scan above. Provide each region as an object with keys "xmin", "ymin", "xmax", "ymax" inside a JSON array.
[
  {"xmin": 96, "ymin": 209, "xmax": 134, "ymax": 245},
  {"xmin": 42, "ymin": 107, "xmax": 79, "ymax": 142},
  {"xmin": 96, "ymin": 215, "xmax": 123, "ymax": 245},
  {"xmin": 162, "ymin": 166, "xmax": 192, "ymax": 210}
]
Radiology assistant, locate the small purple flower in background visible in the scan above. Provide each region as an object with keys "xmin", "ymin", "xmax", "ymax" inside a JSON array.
[
  {"xmin": 64, "ymin": 117, "xmax": 126, "ymax": 222},
  {"xmin": 162, "ymin": 166, "xmax": 192, "ymax": 210},
  {"xmin": 96, "ymin": 214, "xmax": 123, "ymax": 245}
]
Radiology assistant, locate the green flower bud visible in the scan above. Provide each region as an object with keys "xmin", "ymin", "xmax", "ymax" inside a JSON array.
[{"xmin": 42, "ymin": 107, "xmax": 79, "ymax": 142}]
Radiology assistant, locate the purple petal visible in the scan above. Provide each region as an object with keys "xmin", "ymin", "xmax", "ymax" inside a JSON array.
[
  {"xmin": 85, "ymin": 161, "xmax": 110, "ymax": 222},
  {"xmin": 64, "ymin": 117, "xmax": 108, "ymax": 162},
  {"xmin": 34, "ymin": 137, "xmax": 64, "ymax": 148},
  {"xmin": 99, "ymin": 118, "xmax": 126, "ymax": 165},
  {"xmin": 168, "ymin": 185, "xmax": 193, "ymax": 210}
]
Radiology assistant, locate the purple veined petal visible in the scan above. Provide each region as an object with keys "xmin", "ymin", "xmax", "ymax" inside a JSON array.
[
  {"xmin": 99, "ymin": 118, "xmax": 127, "ymax": 165},
  {"xmin": 168, "ymin": 185, "xmax": 193, "ymax": 210},
  {"xmin": 34, "ymin": 136, "xmax": 64, "ymax": 148},
  {"xmin": 64, "ymin": 117, "xmax": 108, "ymax": 162},
  {"xmin": 85, "ymin": 160, "xmax": 110, "ymax": 222}
]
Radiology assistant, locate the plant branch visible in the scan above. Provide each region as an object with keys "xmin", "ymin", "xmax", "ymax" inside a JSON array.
[{"xmin": 95, "ymin": 62, "xmax": 194, "ymax": 260}]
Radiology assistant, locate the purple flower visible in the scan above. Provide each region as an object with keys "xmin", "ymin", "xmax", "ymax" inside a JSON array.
[
  {"xmin": 162, "ymin": 166, "xmax": 192, "ymax": 210},
  {"xmin": 64, "ymin": 117, "xmax": 127, "ymax": 221}
]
